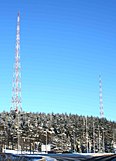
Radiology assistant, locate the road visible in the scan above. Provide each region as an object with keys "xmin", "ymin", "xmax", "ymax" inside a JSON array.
[
  {"xmin": 0, "ymin": 153, "xmax": 116, "ymax": 161},
  {"xmin": 46, "ymin": 154, "xmax": 116, "ymax": 161},
  {"xmin": 84, "ymin": 154, "xmax": 116, "ymax": 161}
]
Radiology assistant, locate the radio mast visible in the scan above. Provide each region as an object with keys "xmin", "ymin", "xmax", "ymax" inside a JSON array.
[
  {"xmin": 11, "ymin": 12, "xmax": 22, "ymax": 152},
  {"xmin": 11, "ymin": 12, "xmax": 22, "ymax": 112},
  {"xmin": 99, "ymin": 75, "xmax": 104, "ymax": 118}
]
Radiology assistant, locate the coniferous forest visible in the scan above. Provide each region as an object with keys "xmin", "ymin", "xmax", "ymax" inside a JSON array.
[{"xmin": 0, "ymin": 111, "xmax": 116, "ymax": 153}]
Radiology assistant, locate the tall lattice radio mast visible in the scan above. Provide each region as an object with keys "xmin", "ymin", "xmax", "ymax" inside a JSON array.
[
  {"xmin": 99, "ymin": 75, "xmax": 104, "ymax": 118},
  {"xmin": 11, "ymin": 12, "xmax": 22, "ymax": 112}
]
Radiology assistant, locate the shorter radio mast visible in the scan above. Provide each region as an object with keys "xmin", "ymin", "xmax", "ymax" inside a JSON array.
[{"xmin": 99, "ymin": 75, "xmax": 104, "ymax": 118}]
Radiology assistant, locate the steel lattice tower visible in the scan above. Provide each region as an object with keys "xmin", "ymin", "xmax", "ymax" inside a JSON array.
[
  {"xmin": 99, "ymin": 75, "xmax": 104, "ymax": 118},
  {"xmin": 11, "ymin": 12, "xmax": 22, "ymax": 112}
]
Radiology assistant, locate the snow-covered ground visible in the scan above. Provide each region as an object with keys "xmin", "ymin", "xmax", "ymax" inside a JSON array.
[
  {"xmin": 1, "ymin": 150, "xmax": 115, "ymax": 161},
  {"xmin": 0, "ymin": 150, "xmax": 57, "ymax": 161}
]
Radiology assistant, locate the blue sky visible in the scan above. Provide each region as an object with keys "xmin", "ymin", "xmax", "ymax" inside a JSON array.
[{"xmin": 0, "ymin": 0, "xmax": 116, "ymax": 121}]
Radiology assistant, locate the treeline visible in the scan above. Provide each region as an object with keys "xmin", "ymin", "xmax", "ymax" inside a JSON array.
[{"xmin": 0, "ymin": 111, "xmax": 116, "ymax": 153}]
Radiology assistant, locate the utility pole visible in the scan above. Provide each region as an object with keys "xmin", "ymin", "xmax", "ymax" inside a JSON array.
[
  {"xmin": 86, "ymin": 117, "xmax": 88, "ymax": 153},
  {"xmin": 98, "ymin": 125, "xmax": 101, "ymax": 152},
  {"xmin": 93, "ymin": 121, "xmax": 95, "ymax": 153},
  {"xmin": 73, "ymin": 130, "xmax": 76, "ymax": 152},
  {"xmin": 46, "ymin": 130, "xmax": 48, "ymax": 153},
  {"xmin": 102, "ymin": 128, "xmax": 105, "ymax": 153},
  {"xmin": 113, "ymin": 128, "xmax": 116, "ymax": 152}
]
